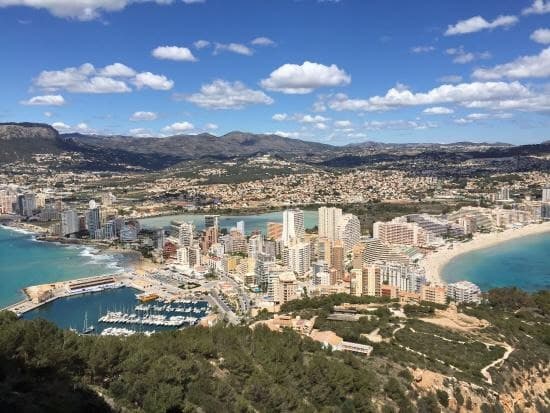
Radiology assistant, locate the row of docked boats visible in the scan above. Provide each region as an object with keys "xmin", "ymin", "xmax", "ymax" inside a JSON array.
[
  {"xmin": 100, "ymin": 327, "xmax": 156, "ymax": 337},
  {"xmin": 99, "ymin": 311, "xmax": 199, "ymax": 327}
]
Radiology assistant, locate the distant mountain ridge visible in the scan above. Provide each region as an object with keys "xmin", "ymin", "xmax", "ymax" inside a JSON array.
[{"xmin": 0, "ymin": 122, "xmax": 548, "ymax": 170}]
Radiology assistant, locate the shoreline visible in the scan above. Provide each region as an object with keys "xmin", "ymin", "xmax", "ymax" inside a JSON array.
[{"xmin": 421, "ymin": 221, "xmax": 550, "ymax": 284}]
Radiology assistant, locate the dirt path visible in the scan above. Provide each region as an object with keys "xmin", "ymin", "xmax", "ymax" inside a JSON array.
[{"xmin": 480, "ymin": 342, "xmax": 514, "ymax": 385}]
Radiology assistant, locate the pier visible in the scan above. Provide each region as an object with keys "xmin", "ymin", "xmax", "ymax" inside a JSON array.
[{"xmin": 2, "ymin": 272, "xmax": 201, "ymax": 317}]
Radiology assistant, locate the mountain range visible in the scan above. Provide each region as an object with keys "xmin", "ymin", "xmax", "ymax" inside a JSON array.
[{"xmin": 1, "ymin": 122, "xmax": 548, "ymax": 171}]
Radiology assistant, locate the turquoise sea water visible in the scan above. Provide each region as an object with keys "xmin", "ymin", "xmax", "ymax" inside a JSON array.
[
  {"xmin": 442, "ymin": 231, "xmax": 550, "ymax": 292},
  {"xmin": 139, "ymin": 210, "xmax": 318, "ymax": 234},
  {"xmin": 0, "ymin": 226, "xmax": 130, "ymax": 308}
]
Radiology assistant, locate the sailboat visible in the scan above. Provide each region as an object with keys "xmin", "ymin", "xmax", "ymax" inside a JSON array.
[{"xmin": 82, "ymin": 312, "xmax": 95, "ymax": 335}]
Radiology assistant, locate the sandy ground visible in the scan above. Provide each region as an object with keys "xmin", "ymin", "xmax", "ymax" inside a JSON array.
[{"xmin": 421, "ymin": 221, "xmax": 550, "ymax": 283}]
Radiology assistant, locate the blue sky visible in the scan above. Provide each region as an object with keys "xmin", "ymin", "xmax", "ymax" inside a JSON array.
[{"xmin": 0, "ymin": 0, "xmax": 549, "ymax": 144}]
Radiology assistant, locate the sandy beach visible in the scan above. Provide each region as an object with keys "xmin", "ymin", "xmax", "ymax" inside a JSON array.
[{"xmin": 421, "ymin": 221, "xmax": 550, "ymax": 284}]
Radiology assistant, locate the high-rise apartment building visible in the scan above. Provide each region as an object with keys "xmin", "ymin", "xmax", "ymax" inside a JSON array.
[
  {"xmin": 178, "ymin": 222, "xmax": 194, "ymax": 247},
  {"xmin": 318, "ymin": 207, "xmax": 342, "ymax": 241},
  {"xmin": 338, "ymin": 213, "xmax": 361, "ymax": 252},
  {"xmin": 283, "ymin": 241, "xmax": 311, "ymax": 276},
  {"xmin": 282, "ymin": 209, "xmax": 304, "ymax": 246},
  {"xmin": 61, "ymin": 209, "xmax": 79, "ymax": 236}
]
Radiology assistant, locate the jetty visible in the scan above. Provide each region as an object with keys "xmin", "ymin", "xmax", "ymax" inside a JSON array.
[{"xmin": 2, "ymin": 271, "xmax": 199, "ymax": 317}]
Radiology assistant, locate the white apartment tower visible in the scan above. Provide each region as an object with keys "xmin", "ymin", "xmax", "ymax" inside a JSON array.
[
  {"xmin": 282, "ymin": 209, "xmax": 304, "ymax": 246},
  {"xmin": 318, "ymin": 207, "xmax": 342, "ymax": 241},
  {"xmin": 178, "ymin": 222, "xmax": 194, "ymax": 247}
]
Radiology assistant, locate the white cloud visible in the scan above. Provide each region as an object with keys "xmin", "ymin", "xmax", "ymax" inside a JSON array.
[
  {"xmin": 134, "ymin": 72, "xmax": 174, "ymax": 90},
  {"xmin": 410, "ymin": 45, "xmax": 435, "ymax": 53},
  {"xmin": 314, "ymin": 122, "xmax": 328, "ymax": 130},
  {"xmin": 194, "ymin": 40, "xmax": 210, "ymax": 49},
  {"xmin": 334, "ymin": 120, "xmax": 352, "ymax": 128},
  {"xmin": 182, "ymin": 0, "xmax": 205, "ymax": 3},
  {"xmin": 472, "ymin": 47, "xmax": 550, "ymax": 80},
  {"xmin": 52, "ymin": 121, "xmax": 94, "ymax": 133},
  {"xmin": 204, "ymin": 123, "xmax": 218, "ymax": 130},
  {"xmin": 437, "ymin": 75, "xmax": 463, "ymax": 83},
  {"xmin": 99, "ymin": 63, "xmax": 136, "ymax": 77},
  {"xmin": 522, "ymin": 0, "xmax": 550, "ymax": 15},
  {"xmin": 43, "ymin": 111, "xmax": 53, "ymax": 117},
  {"xmin": 454, "ymin": 112, "xmax": 513, "ymax": 124},
  {"xmin": 152, "ymin": 46, "xmax": 197, "ymax": 62},
  {"xmin": 33, "ymin": 63, "xmax": 172, "ymax": 94},
  {"xmin": 445, "ymin": 15, "xmax": 518, "ymax": 36},
  {"xmin": 364, "ymin": 120, "xmax": 437, "ymax": 131},
  {"xmin": 531, "ymin": 28, "xmax": 550, "ymax": 44},
  {"xmin": 297, "ymin": 114, "xmax": 329, "ymax": 123},
  {"xmin": 272, "ymin": 131, "xmax": 300, "ymax": 139},
  {"xmin": 328, "ymin": 81, "xmax": 532, "ymax": 112},
  {"xmin": 21, "ymin": 95, "xmax": 65, "ymax": 106},
  {"xmin": 272, "ymin": 113, "xmax": 288, "ymax": 121},
  {"xmin": 214, "ymin": 43, "xmax": 253, "ymax": 56},
  {"xmin": 423, "ymin": 106, "xmax": 454, "ymax": 115},
  {"xmin": 261, "ymin": 61, "xmax": 351, "ymax": 94},
  {"xmin": 0, "ymin": 0, "xmax": 184, "ymax": 21},
  {"xmin": 52, "ymin": 122, "xmax": 70, "ymax": 131},
  {"xmin": 162, "ymin": 121, "xmax": 194, "ymax": 134},
  {"xmin": 446, "ymin": 46, "xmax": 491, "ymax": 64},
  {"xmin": 129, "ymin": 128, "xmax": 154, "ymax": 137},
  {"xmin": 251, "ymin": 37, "xmax": 276, "ymax": 47},
  {"xmin": 186, "ymin": 79, "xmax": 273, "ymax": 109},
  {"xmin": 35, "ymin": 63, "xmax": 131, "ymax": 93},
  {"xmin": 130, "ymin": 111, "xmax": 158, "ymax": 121}
]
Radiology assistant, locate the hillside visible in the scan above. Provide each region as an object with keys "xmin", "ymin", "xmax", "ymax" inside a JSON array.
[
  {"xmin": 0, "ymin": 288, "xmax": 548, "ymax": 412},
  {"xmin": 0, "ymin": 122, "xmax": 62, "ymax": 163},
  {"xmin": 61, "ymin": 130, "xmax": 334, "ymax": 160}
]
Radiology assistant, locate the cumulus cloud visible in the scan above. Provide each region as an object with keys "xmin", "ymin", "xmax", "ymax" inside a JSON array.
[
  {"xmin": 328, "ymin": 81, "xmax": 533, "ymax": 112},
  {"xmin": 251, "ymin": 37, "xmax": 276, "ymax": 46},
  {"xmin": 52, "ymin": 121, "xmax": 94, "ymax": 133},
  {"xmin": 35, "ymin": 63, "xmax": 130, "ymax": 93},
  {"xmin": 204, "ymin": 123, "xmax": 218, "ymax": 130},
  {"xmin": 162, "ymin": 121, "xmax": 194, "ymax": 134},
  {"xmin": 446, "ymin": 46, "xmax": 491, "ymax": 64},
  {"xmin": 214, "ymin": 43, "xmax": 253, "ymax": 56},
  {"xmin": 21, "ymin": 95, "xmax": 65, "ymax": 106},
  {"xmin": 522, "ymin": 0, "xmax": 550, "ymax": 15},
  {"xmin": 133, "ymin": 72, "xmax": 174, "ymax": 90},
  {"xmin": 185, "ymin": 79, "xmax": 273, "ymax": 109},
  {"xmin": 531, "ymin": 28, "xmax": 550, "ymax": 44},
  {"xmin": 445, "ymin": 15, "xmax": 518, "ymax": 36},
  {"xmin": 152, "ymin": 46, "xmax": 197, "ymax": 62},
  {"xmin": 472, "ymin": 47, "xmax": 550, "ymax": 80},
  {"xmin": 297, "ymin": 114, "xmax": 329, "ymax": 123},
  {"xmin": 423, "ymin": 106, "xmax": 454, "ymax": 115},
  {"xmin": 33, "ymin": 63, "xmax": 173, "ymax": 93},
  {"xmin": 194, "ymin": 40, "xmax": 210, "ymax": 49},
  {"xmin": 272, "ymin": 113, "xmax": 288, "ymax": 121},
  {"xmin": 99, "ymin": 63, "xmax": 136, "ymax": 77},
  {"xmin": 130, "ymin": 111, "xmax": 158, "ymax": 121},
  {"xmin": 261, "ymin": 61, "xmax": 351, "ymax": 94},
  {"xmin": 0, "ymin": 0, "xmax": 195, "ymax": 21}
]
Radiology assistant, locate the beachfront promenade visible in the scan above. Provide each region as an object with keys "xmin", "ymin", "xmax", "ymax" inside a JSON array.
[{"xmin": 2, "ymin": 272, "xmax": 199, "ymax": 317}]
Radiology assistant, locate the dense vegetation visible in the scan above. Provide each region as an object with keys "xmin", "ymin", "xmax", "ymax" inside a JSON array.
[{"xmin": 1, "ymin": 288, "xmax": 549, "ymax": 412}]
